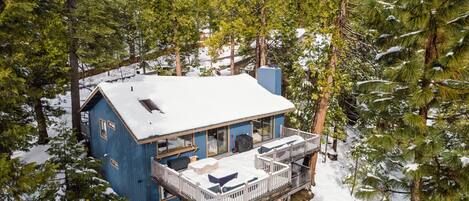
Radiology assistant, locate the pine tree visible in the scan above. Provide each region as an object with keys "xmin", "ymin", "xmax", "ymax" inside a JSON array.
[
  {"xmin": 222, "ymin": 0, "xmax": 289, "ymax": 74},
  {"xmin": 355, "ymin": 0, "xmax": 469, "ymax": 200},
  {"xmin": 47, "ymin": 126, "xmax": 126, "ymax": 200},
  {"xmin": 65, "ymin": 0, "xmax": 127, "ymax": 141},
  {"xmin": 0, "ymin": 155, "xmax": 59, "ymax": 200},
  {"xmin": 205, "ymin": 0, "xmax": 246, "ymax": 75},
  {"xmin": 0, "ymin": 0, "xmax": 68, "ymax": 144},
  {"xmin": 143, "ymin": 0, "xmax": 202, "ymax": 76}
]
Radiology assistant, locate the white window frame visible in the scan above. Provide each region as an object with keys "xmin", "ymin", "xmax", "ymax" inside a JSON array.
[{"xmin": 99, "ymin": 119, "xmax": 107, "ymax": 140}]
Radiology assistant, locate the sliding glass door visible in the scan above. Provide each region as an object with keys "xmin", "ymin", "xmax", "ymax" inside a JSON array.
[
  {"xmin": 207, "ymin": 127, "xmax": 228, "ymax": 157},
  {"xmin": 252, "ymin": 117, "xmax": 273, "ymax": 144}
]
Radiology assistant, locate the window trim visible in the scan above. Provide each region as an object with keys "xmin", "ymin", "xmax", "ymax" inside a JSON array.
[
  {"xmin": 156, "ymin": 134, "xmax": 196, "ymax": 158},
  {"xmin": 99, "ymin": 119, "xmax": 107, "ymax": 140},
  {"xmin": 206, "ymin": 126, "xmax": 229, "ymax": 157},
  {"xmin": 251, "ymin": 116, "xmax": 274, "ymax": 144}
]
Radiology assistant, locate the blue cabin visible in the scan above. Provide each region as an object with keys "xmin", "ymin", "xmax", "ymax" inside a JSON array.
[{"xmin": 81, "ymin": 67, "xmax": 319, "ymax": 201}]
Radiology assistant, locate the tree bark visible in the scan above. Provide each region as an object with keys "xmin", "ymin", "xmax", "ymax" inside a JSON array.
[
  {"xmin": 411, "ymin": 12, "xmax": 439, "ymax": 201},
  {"xmin": 332, "ymin": 136, "xmax": 338, "ymax": 152},
  {"xmin": 309, "ymin": 0, "xmax": 347, "ymax": 185},
  {"xmin": 230, "ymin": 36, "xmax": 236, "ymax": 75},
  {"xmin": 259, "ymin": 1, "xmax": 267, "ymax": 67},
  {"xmin": 66, "ymin": 0, "xmax": 82, "ymax": 141},
  {"xmin": 175, "ymin": 45, "xmax": 182, "ymax": 76},
  {"xmin": 310, "ymin": 44, "xmax": 337, "ymax": 184},
  {"xmin": 255, "ymin": 35, "xmax": 260, "ymax": 76},
  {"xmin": 33, "ymin": 97, "xmax": 49, "ymax": 144},
  {"xmin": 259, "ymin": 36, "xmax": 267, "ymax": 67}
]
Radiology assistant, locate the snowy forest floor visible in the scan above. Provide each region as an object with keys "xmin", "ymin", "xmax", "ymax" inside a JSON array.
[
  {"xmin": 12, "ymin": 49, "xmax": 363, "ymax": 201},
  {"xmin": 311, "ymin": 127, "xmax": 359, "ymax": 201}
]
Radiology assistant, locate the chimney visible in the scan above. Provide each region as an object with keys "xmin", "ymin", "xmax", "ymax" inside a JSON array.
[{"xmin": 257, "ymin": 66, "xmax": 282, "ymax": 95}]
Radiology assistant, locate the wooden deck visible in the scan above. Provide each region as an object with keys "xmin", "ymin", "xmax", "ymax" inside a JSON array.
[{"xmin": 151, "ymin": 127, "xmax": 320, "ymax": 201}]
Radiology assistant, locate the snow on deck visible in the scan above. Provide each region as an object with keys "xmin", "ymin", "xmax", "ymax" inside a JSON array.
[
  {"xmin": 92, "ymin": 74, "xmax": 294, "ymax": 140},
  {"xmin": 181, "ymin": 136, "xmax": 303, "ymax": 190}
]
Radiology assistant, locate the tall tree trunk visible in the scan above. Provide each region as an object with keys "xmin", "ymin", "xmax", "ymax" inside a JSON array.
[
  {"xmin": 66, "ymin": 0, "xmax": 82, "ymax": 141},
  {"xmin": 411, "ymin": 13, "xmax": 438, "ymax": 201},
  {"xmin": 259, "ymin": 1, "xmax": 267, "ymax": 67},
  {"xmin": 230, "ymin": 36, "xmax": 236, "ymax": 75},
  {"xmin": 175, "ymin": 45, "xmax": 182, "ymax": 76},
  {"xmin": 332, "ymin": 136, "xmax": 338, "ymax": 152},
  {"xmin": 128, "ymin": 38, "xmax": 137, "ymax": 63},
  {"xmin": 310, "ymin": 0, "xmax": 347, "ymax": 185},
  {"xmin": 309, "ymin": 46, "xmax": 337, "ymax": 184},
  {"xmin": 33, "ymin": 97, "xmax": 49, "ymax": 144},
  {"xmin": 259, "ymin": 36, "xmax": 267, "ymax": 66},
  {"xmin": 255, "ymin": 35, "xmax": 260, "ymax": 77}
]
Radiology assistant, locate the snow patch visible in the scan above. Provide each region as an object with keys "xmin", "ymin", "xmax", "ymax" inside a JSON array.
[
  {"xmin": 373, "ymin": 97, "xmax": 393, "ymax": 103},
  {"xmin": 357, "ymin": 79, "xmax": 391, "ymax": 86},
  {"xmin": 404, "ymin": 163, "xmax": 419, "ymax": 172},
  {"xmin": 400, "ymin": 30, "xmax": 423, "ymax": 38},
  {"xmin": 375, "ymin": 46, "xmax": 402, "ymax": 60},
  {"xmin": 461, "ymin": 157, "xmax": 469, "ymax": 167}
]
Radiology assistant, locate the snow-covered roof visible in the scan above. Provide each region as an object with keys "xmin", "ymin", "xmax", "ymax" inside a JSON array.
[{"xmin": 81, "ymin": 74, "xmax": 295, "ymax": 143}]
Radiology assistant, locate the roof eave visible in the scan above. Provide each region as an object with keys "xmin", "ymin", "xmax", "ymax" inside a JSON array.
[{"xmin": 136, "ymin": 107, "xmax": 296, "ymax": 144}]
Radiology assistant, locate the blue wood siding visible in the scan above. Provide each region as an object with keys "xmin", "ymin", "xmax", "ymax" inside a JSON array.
[
  {"xmin": 274, "ymin": 115, "xmax": 285, "ymax": 139},
  {"xmin": 229, "ymin": 122, "xmax": 253, "ymax": 152},
  {"xmin": 194, "ymin": 131, "xmax": 207, "ymax": 159},
  {"xmin": 89, "ymin": 98, "xmax": 158, "ymax": 201}
]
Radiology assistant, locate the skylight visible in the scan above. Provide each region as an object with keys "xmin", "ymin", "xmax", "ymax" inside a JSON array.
[{"xmin": 139, "ymin": 99, "xmax": 163, "ymax": 113}]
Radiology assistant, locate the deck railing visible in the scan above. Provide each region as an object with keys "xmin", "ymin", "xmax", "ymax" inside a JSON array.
[
  {"xmin": 152, "ymin": 158, "xmax": 290, "ymax": 201},
  {"xmin": 281, "ymin": 125, "xmax": 321, "ymax": 154},
  {"xmin": 151, "ymin": 126, "xmax": 319, "ymax": 201},
  {"xmin": 254, "ymin": 126, "xmax": 320, "ymax": 165}
]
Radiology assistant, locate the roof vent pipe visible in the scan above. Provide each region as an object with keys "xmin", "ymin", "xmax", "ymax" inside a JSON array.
[{"xmin": 131, "ymin": 86, "xmax": 133, "ymax": 92}]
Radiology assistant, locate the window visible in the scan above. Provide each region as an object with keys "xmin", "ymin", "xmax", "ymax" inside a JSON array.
[
  {"xmin": 159, "ymin": 186, "xmax": 175, "ymax": 200},
  {"xmin": 252, "ymin": 117, "xmax": 273, "ymax": 144},
  {"xmin": 110, "ymin": 158, "xmax": 119, "ymax": 169},
  {"xmin": 157, "ymin": 135, "xmax": 194, "ymax": 155},
  {"xmin": 99, "ymin": 119, "xmax": 107, "ymax": 140},
  {"xmin": 207, "ymin": 127, "xmax": 228, "ymax": 157},
  {"xmin": 139, "ymin": 99, "xmax": 163, "ymax": 113}
]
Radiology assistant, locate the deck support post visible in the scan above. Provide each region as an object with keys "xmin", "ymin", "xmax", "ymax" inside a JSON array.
[
  {"xmin": 280, "ymin": 124, "xmax": 284, "ymax": 137},
  {"xmin": 178, "ymin": 172, "xmax": 182, "ymax": 194},
  {"xmin": 196, "ymin": 182, "xmax": 202, "ymax": 200},
  {"xmin": 244, "ymin": 182, "xmax": 249, "ymax": 200},
  {"xmin": 268, "ymin": 172, "xmax": 272, "ymax": 192},
  {"xmin": 270, "ymin": 159, "xmax": 274, "ymax": 173},
  {"xmin": 310, "ymin": 152, "xmax": 318, "ymax": 186}
]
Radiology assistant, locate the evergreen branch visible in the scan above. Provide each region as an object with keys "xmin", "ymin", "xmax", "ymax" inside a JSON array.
[{"xmin": 385, "ymin": 189, "xmax": 410, "ymax": 194}]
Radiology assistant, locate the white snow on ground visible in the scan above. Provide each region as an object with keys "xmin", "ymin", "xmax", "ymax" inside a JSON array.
[
  {"xmin": 11, "ymin": 145, "xmax": 51, "ymax": 164},
  {"xmin": 461, "ymin": 157, "xmax": 469, "ymax": 167},
  {"xmin": 311, "ymin": 126, "xmax": 359, "ymax": 201}
]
